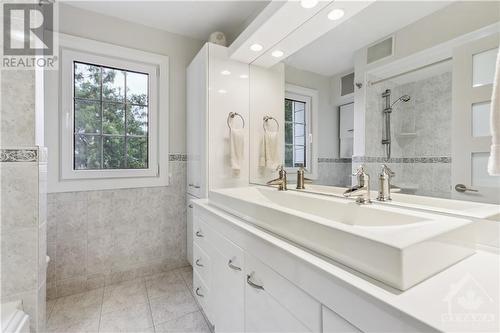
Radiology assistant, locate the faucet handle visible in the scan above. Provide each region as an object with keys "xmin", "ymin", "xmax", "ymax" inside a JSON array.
[
  {"xmin": 353, "ymin": 165, "xmax": 366, "ymax": 177},
  {"xmin": 380, "ymin": 164, "xmax": 395, "ymax": 177}
]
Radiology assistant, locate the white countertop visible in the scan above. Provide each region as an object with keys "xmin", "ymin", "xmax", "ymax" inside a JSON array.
[{"xmin": 198, "ymin": 199, "xmax": 500, "ymax": 332}]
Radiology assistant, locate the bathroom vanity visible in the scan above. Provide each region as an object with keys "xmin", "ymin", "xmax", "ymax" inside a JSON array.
[{"xmin": 190, "ymin": 187, "xmax": 499, "ymax": 333}]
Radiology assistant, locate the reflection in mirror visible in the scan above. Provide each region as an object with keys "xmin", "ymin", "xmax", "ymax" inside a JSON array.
[{"xmin": 249, "ymin": 0, "xmax": 500, "ymax": 204}]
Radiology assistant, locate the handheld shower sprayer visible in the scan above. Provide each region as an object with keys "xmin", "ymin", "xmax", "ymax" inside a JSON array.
[{"xmin": 381, "ymin": 90, "xmax": 411, "ymax": 160}]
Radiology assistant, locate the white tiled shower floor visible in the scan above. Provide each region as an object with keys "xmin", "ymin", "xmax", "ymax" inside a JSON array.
[{"xmin": 46, "ymin": 266, "xmax": 210, "ymax": 333}]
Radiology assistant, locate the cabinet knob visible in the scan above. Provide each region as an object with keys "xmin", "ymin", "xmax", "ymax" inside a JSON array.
[
  {"xmin": 247, "ymin": 273, "xmax": 264, "ymax": 290},
  {"xmin": 195, "ymin": 230, "xmax": 204, "ymax": 238},
  {"xmin": 195, "ymin": 259, "xmax": 204, "ymax": 267},
  {"xmin": 195, "ymin": 287, "xmax": 204, "ymax": 297},
  {"xmin": 188, "ymin": 204, "xmax": 193, "ymax": 208},
  {"xmin": 228, "ymin": 259, "xmax": 242, "ymax": 271}
]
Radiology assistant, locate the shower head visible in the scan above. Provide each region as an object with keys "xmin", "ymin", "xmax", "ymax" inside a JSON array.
[{"xmin": 391, "ymin": 95, "xmax": 411, "ymax": 107}]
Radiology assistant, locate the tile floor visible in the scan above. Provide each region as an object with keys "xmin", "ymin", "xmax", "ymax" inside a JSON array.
[{"xmin": 46, "ymin": 266, "xmax": 210, "ymax": 333}]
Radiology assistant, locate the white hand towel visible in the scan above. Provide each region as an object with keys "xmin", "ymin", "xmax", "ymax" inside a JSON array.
[
  {"xmin": 488, "ymin": 49, "xmax": 500, "ymax": 176},
  {"xmin": 230, "ymin": 128, "xmax": 244, "ymax": 170},
  {"xmin": 259, "ymin": 131, "xmax": 280, "ymax": 170}
]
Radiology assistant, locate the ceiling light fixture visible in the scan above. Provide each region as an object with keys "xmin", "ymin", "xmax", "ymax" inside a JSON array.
[
  {"xmin": 250, "ymin": 43, "xmax": 263, "ymax": 52},
  {"xmin": 221, "ymin": 70, "xmax": 231, "ymax": 75},
  {"xmin": 239, "ymin": 74, "xmax": 248, "ymax": 79},
  {"xmin": 271, "ymin": 50, "xmax": 284, "ymax": 58},
  {"xmin": 328, "ymin": 8, "xmax": 345, "ymax": 21},
  {"xmin": 218, "ymin": 89, "xmax": 227, "ymax": 94},
  {"xmin": 300, "ymin": 0, "xmax": 318, "ymax": 9}
]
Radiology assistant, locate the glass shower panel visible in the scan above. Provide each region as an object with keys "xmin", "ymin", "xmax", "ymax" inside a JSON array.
[
  {"xmin": 471, "ymin": 101, "xmax": 491, "ymax": 137},
  {"xmin": 472, "ymin": 48, "xmax": 498, "ymax": 87},
  {"xmin": 471, "ymin": 152, "xmax": 500, "ymax": 187}
]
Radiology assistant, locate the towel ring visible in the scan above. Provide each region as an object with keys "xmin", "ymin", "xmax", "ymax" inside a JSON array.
[
  {"xmin": 263, "ymin": 115, "xmax": 279, "ymax": 132},
  {"xmin": 227, "ymin": 112, "xmax": 245, "ymax": 130}
]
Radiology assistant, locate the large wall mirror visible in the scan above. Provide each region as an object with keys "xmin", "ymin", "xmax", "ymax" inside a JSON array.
[{"xmin": 248, "ymin": 1, "xmax": 500, "ymax": 204}]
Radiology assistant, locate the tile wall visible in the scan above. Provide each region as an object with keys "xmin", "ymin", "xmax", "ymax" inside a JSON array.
[
  {"xmin": 46, "ymin": 157, "xmax": 188, "ymax": 299},
  {"xmin": 359, "ymin": 71, "xmax": 453, "ymax": 198}
]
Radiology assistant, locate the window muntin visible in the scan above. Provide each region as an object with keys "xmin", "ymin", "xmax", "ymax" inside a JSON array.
[
  {"xmin": 285, "ymin": 98, "xmax": 307, "ymax": 168},
  {"xmin": 73, "ymin": 61, "xmax": 149, "ymax": 170}
]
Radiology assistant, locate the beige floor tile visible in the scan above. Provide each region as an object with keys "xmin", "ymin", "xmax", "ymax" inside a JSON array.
[
  {"xmin": 102, "ymin": 278, "xmax": 148, "ymax": 314},
  {"xmin": 176, "ymin": 266, "xmax": 193, "ymax": 292},
  {"xmin": 47, "ymin": 317, "xmax": 100, "ymax": 333},
  {"xmin": 149, "ymin": 287, "xmax": 199, "ymax": 325},
  {"xmin": 155, "ymin": 311, "xmax": 210, "ymax": 333},
  {"xmin": 145, "ymin": 270, "xmax": 186, "ymax": 300},
  {"xmin": 47, "ymin": 289, "xmax": 103, "ymax": 330},
  {"xmin": 99, "ymin": 302, "xmax": 153, "ymax": 333}
]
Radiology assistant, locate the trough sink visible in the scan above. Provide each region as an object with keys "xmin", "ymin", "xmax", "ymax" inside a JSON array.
[{"xmin": 209, "ymin": 186, "xmax": 475, "ymax": 290}]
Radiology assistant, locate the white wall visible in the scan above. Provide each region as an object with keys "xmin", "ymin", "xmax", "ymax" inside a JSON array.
[
  {"xmin": 55, "ymin": 3, "xmax": 203, "ymax": 153},
  {"xmin": 285, "ymin": 65, "xmax": 336, "ymax": 159}
]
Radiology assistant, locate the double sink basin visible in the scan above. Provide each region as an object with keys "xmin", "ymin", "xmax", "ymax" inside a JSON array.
[{"xmin": 209, "ymin": 186, "xmax": 477, "ymax": 290}]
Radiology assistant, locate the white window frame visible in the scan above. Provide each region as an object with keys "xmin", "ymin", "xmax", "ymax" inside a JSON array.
[
  {"xmin": 284, "ymin": 84, "xmax": 318, "ymax": 179},
  {"xmin": 48, "ymin": 33, "xmax": 169, "ymax": 192}
]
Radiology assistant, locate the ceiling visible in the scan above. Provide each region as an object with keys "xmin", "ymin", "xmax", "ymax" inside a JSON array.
[
  {"xmin": 64, "ymin": 0, "xmax": 270, "ymax": 43},
  {"xmin": 284, "ymin": 1, "xmax": 452, "ymax": 77}
]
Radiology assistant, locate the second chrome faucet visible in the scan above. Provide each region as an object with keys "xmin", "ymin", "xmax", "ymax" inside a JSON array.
[{"xmin": 343, "ymin": 164, "xmax": 396, "ymax": 204}]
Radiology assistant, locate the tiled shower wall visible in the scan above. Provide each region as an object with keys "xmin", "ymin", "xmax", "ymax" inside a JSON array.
[
  {"xmin": 46, "ymin": 158, "xmax": 188, "ymax": 299},
  {"xmin": 360, "ymin": 71, "xmax": 452, "ymax": 198},
  {"xmin": 316, "ymin": 159, "xmax": 352, "ymax": 187},
  {"xmin": 1, "ymin": 70, "xmax": 47, "ymax": 332}
]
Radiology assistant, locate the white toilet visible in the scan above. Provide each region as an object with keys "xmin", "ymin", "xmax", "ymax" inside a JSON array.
[{"xmin": 1, "ymin": 301, "xmax": 30, "ymax": 333}]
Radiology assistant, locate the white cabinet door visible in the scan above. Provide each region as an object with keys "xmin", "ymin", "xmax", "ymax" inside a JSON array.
[
  {"xmin": 322, "ymin": 306, "xmax": 361, "ymax": 333},
  {"xmin": 211, "ymin": 246, "xmax": 245, "ymax": 333},
  {"xmin": 187, "ymin": 45, "xmax": 207, "ymax": 198},
  {"xmin": 186, "ymin": 195, "xmax": 196, "ymax": 265},
  {"xmin": 244, "ymin": 254, "xmax": 319, "ymax": 333}
]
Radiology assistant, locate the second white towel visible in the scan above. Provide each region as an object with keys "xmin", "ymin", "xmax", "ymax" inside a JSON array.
[
  {"xmin": 259, "ymin": 131, "xmax": 280, "ymax": 170},
  {"xmin": 230, "ymin": 128, "xmax": 244, "ymax": 170}
]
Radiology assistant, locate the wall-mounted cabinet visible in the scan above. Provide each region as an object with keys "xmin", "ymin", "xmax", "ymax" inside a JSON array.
[{"xmin": 339, "ymin": 102, "xmax": 354, "ymax": 158}]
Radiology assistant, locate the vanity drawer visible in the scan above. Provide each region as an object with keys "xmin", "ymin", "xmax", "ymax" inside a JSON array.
[
  {"xmin": 193, "ymin": 269, "xmax": 212, "ymax": 321},
  {"xmin": 245, "ymin": 253, "xmax": 321, "ymax": 333},
  {"xmin": 193, "ymin": 242, "xmax": 211, "ymax": 287},
  {"xmin": 193, "ymin": 214, "xmax": 215, "ymax": 254},
  {"xmin": 322, "ymin": 306, "xmax": 362, "ymax": 333}
]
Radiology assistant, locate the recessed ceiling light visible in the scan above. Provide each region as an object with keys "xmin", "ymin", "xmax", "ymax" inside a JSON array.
[
  {"xmin": 300, "ymin": 0, "xmax": 318, "ymax": 9},
  {"xmin": 328, "ymin": 8, "xmax": 345, "ymax": 21},
  {"xmin": 218, "ymin": 89, "xmax": 227, "ymax": 94},
  {"xmin": 250, "ymin": 43, "xmax": 263, "ymax": 52},
  {"xmin": 239, "ymin": 74, "xmax": 248, "ymax": 79},
  {"xmin": 221, "ymin": 70, "xmax": 231, "ymax": 75},
  {"xmin": 271, "ymin": 50, "xmax": 284, "ymax": 58}
]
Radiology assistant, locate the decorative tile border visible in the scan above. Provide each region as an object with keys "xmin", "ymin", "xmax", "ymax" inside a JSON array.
[
  {"xmin": 169, "ymin": 153, "xmax": 187, "ymax": 162},
  {"xmin": 0, "ymin": 148, "xmax": 38, "ymax": 162},
  {"xmin": 352, "ymin": 156, "xmax": 451, "ymax": 163},
  {"xmin": 318, "ymin": 158, "xmax": 352, "ymax": 163}
]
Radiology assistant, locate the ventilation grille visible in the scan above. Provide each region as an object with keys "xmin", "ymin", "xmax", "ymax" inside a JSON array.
[
  {"xmin": 367, "ymin": 37, "xmax": 393, "ymax": 64},
  {"xmin": 341, "ymin": 72, "xmax": 354, "ymax": 96}
]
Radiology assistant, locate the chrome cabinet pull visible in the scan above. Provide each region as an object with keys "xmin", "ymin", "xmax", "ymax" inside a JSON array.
[
  {"xmin": 455, "ymin": 184, "xmax": 479, "ymax": 193},
  {"xmin": 188, "ymin": 204, "xmax": 193, "ymax": 208},
  {"xmin": 228, "ymin": 259, "xmax": 241, "ymax": 271},
  {"xmin": 195, "ymin": 230, "xmax": 204, "ymax": 238},
  {"xmin": 195, "ymin": 259, "xmax": 204, "ymax": 267},
  {"xmin": 195, "ymin": 287, "xmax": 204, "ymax": 297},
  {"xmin": 193, "ymin": 185, "xmax": 201, "ymax": 189},
  {"xmin": 188, "ymin": 184, "xmax": 194, "ymax": 187},
  {"xmin": 247, "ymin": 274, "xmax": 264, "ymax": 290}
]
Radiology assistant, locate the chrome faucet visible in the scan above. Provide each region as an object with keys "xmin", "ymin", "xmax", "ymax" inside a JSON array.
[
  {"xmin": 296, "ymin": 165, "xmax": 312, "ymax": 189},
  {"xmin": 343, "ymin": 165, "xmax": 371, "ymax": 204},
  {"xmin": 267, "ymin": 165, "xmax": 287, "ymax": 191},
  {"xmin": 377, "ymin": 164, "xmax": 395, "ymax": 201}
]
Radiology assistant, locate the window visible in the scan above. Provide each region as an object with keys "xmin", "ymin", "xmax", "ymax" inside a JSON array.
[
  {"xmin": 73, "ymin": 62, "xmax": 149, "ymax": 170},
  {"xmin": 285, "ymin": 98, "xmax": 308, "ymax": 167},
  {"xmin": 52, "ymin": 34, "xmax": 169, "ymax": 192},
  {"xmin": 284, "ymin": 84, "xmax": 318, "ymax": 178}
]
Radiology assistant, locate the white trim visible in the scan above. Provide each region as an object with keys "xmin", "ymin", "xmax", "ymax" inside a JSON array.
[
  {"xmin": 46, "ymin": 33, "xmax": 169, "ymax": 192},
  {"xmin": 284, "ymin": 83, "xmax": 318, "ymax": 179}
]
